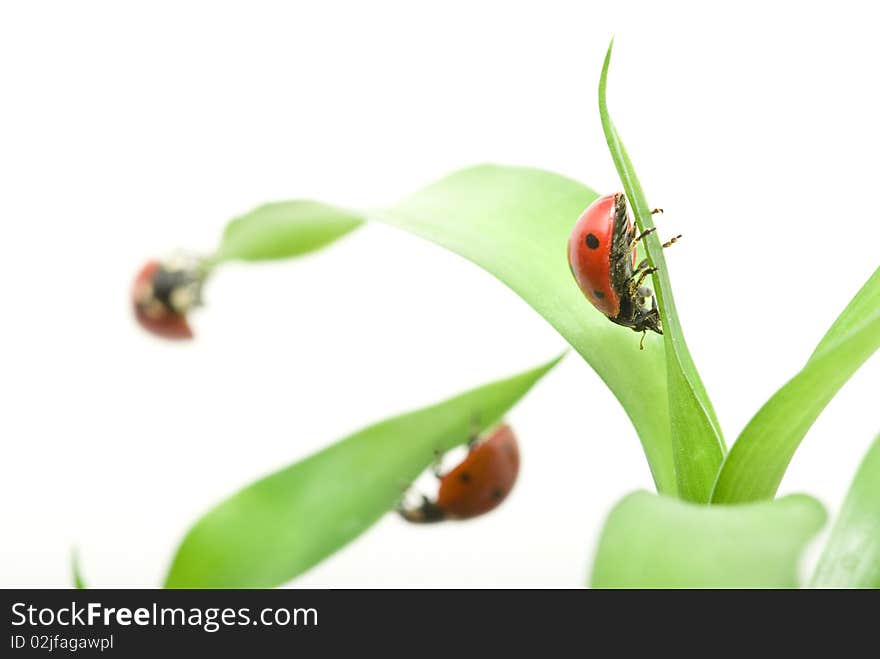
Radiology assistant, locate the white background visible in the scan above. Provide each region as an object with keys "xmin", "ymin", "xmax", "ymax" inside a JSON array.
[{"xmin": 1, "ymin": 1, "xmax": 879, "ymax": 587}]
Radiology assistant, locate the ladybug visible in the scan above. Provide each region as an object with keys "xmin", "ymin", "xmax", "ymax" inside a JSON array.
[
  {"xmin": 398, "ymin": 423, "xmax": 520, "ymax": 523},
  {"xmin": 567, "ymin": 192, "xmax": 679, "ymax": 348},
  {"xmin": 131, "ymin": 255, "xmax": 205, "ymax": 340}
]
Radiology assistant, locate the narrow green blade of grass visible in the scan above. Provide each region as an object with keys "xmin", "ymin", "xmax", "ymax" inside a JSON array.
[
  {"xmin": 598, "ymin": 41, "xmax": 725, "ymax": 502},
  {"xmin": 212, "ymin": 200, "xmax": 363, "ymax": 263},
  {"xmin": 811, "ymin": 434, "xmax": 880, "ymax": 588},
  {"xmin": 164, "ymin": 356, "xmax": 560, "ymax": 588},
  {"xmin": 71, "ymin": 548, "xmax": 86, "ymax": 589},
  {"xmin": 210, "ymin": 165, "xmax": 677, "ymax": 495},
  {"xmin": 712, "ymin": 268, "xmax": 880, "ymax": 503},
  {"xmin": 590, "ymin": 491, "xmax": 826, "ymax": 588}
]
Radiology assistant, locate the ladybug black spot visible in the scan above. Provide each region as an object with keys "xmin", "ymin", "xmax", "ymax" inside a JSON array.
[
  {"xmin": 585, "ymin": 233, "xmax": 600, "ymax": 249},
  {"xmin": 593, "ymin": 290, "xmax": 605, "ymax": 299},
  {"xmin": 492, "ymin": 488, "xmax": 504, "ymax": 500},
  {"xmin": 459, "ymin": 472, "xmax": 472, "ymax": 484}
]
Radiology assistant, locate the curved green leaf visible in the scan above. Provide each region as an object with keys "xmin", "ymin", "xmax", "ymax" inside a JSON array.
[
  {"xmin": 164, "ymin": 356, "xmax": 560, "ymax": 588},
  {"xmin": 590, "ymin": 491, "xmax": 826, "ymax": 588},
  {"xmin": 712, "ymin": 267, "xmax": 880, "ymax": 503},
  {"xmin": 812, "ymin": 434, "xmax": 880, "ymax": 588},
  {"xmin": 598, "ymin": 41, "xmax": 725, "ymax": 502},
  {"xmin": 212, "ymin": 165, "xmax": 676, "ymax": 494},
  {"xmin": 811, "ymin": 267, "xmax": 880, "ymax": 360},
  {"xmin": 213, "ymin": 200, "xmax": 363, "ymax": 263},
  {"xmin": 378, "ymin": 166, "xmax": 678, "ymax": 491}
]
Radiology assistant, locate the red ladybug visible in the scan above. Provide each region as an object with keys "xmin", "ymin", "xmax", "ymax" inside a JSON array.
[
  {"xmin": 398, "ymin": 424, "xmax": 520, "ymax": 523},
  {"xmin": 567, "ymin": 192, "xmax": 678, "ymax": 347},
  {"xmin": 131, "ymin": 257, "xmax": 204, "ymax": 340}
]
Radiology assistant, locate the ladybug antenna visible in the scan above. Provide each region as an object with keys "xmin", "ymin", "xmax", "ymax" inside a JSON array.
[{"xmin": 467, "ymin": 412, "xmax": 482, "ymax": 448}]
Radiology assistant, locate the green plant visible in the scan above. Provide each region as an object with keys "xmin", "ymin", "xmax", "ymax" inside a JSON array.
[{"xmin": 89, "ymin": 42, "xmax": 880, "ymax": 588}]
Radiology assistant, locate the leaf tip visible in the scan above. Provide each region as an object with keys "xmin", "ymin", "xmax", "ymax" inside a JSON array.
[
  {"xmin": 603, "ymin": 38, "xmax": 615, "ymax": 71},
  {"xmin": 71, "ymin": 547, "xmax": 86, "ymax": 589},
  {"xmin": 599, "ymin": 39, "xmax": 615, "ymax": 113}
]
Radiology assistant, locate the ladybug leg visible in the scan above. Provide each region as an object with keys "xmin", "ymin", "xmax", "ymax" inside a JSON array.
[
  {"xmin": 651, "ymin": 208, "xmax": 664, "ymax": 215},
  {"xmin": 466, "ymin": 413, "xmax": 481, "ymax": 449},
  {"xmin": 633, "ymin": 227, "xmax": 657, "ymax": 243},
  {"xmin": 633, "ymin": 227, "xmax": 680, "ymax": 249},
  {"xmin": 661, "ymin": 234, "xmax": 682, "ymax": 249},
  {"xmin": 431, "ymin": 449, "xmax": 444, "ymax": 478},
  {"xmin": 630, "ymin": 266, "xmax": 658, "ymax": 290}
]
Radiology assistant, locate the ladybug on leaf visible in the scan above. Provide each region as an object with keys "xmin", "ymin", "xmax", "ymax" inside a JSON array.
[
  {"xmin": 567, "ymin": 192, "xmax": 679, "ymax": 348},
  {"xmin": 398, "ymin": 423, "xmax": 520, "ymax": 523}
]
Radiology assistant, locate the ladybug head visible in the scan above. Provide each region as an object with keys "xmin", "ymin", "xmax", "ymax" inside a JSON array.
[
  {"xmin": 132, "ymin": 253, "xmax": 206, "ymax": 340},
  {"xmin": 396, "ymin": 495, "xmax": 446, "ymax": 524},
  {"xmin": 640, "ymin": 309, "xmax": 663, "ymax": 335}
]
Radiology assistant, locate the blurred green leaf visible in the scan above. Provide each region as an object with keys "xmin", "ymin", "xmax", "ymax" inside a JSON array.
[
  {"xmin": 210, "ymin": 165, "xmax": 678, "ymax": 495},
  {"xmin": 213, "ymin": 200, "xmax": 363, "ymax": 262},
  {"xmin": 590, "ymin": 491, "xmax": 826, "ymax": 588},
  {"xmin": 164, "ymin": 356, "xmax": 560, "ymax": 588},
  {"xmin": 712, "ymin": 267, "xmax": 880, "ymax": 503},
  {"xmin": 71, "ymin": 548, "xmax": 86, "ymax": 589},
  {"xmin": 598, "ymin": 41, "xmax": 725, "ymax": 502},
  {"xmin": 812, "ymin": 434, "xmax": 880, "ymax": 588}
]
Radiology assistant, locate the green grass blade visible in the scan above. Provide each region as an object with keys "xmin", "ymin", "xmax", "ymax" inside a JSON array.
[
  {"xmin": 590, "ymin": 491, "xmax": 826, "ymax": 588},
  {"xmin": 164, "ymin": 356, "xmax": 560, "ymax": 588},
  {"xmin": 811, "ymin": 434, "xmax": 880, "ymax": 588},
  {"xmin": 598, "ymin": 41, "xmax": 725, "ymax": 502},
  {"xmin": 71, "ymin": 548, "xmax": 86, "ymax": 589},
  {"xmin": 712, "ymin": 269, "xmax": 880, "ymax": 503},
  {"xmin": 209, "ymin": 165, "xmax": 677, "ymax": 495},
  {"xmin": 212, "ymin": 200, "xmax": 363, "ymax": 263}
]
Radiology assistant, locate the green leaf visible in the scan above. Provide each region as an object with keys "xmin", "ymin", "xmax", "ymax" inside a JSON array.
[
  {"xmin": 209, "ymin": 166, "xmax": 678, "ymax": 495},
  {"xmin": 712, "ymin": 267, "xmax": 880, "ymax": 503},
  {"xmin": 598, "ymin": 40, "xmax": 725, "ymax": 502},
  {"xmin": 590, "ymin": 491, "xmax": 826, "ymax": 588},
  {"xmin": 164, "ymin": 356, "xmax": 561, "ymax": 588},
  {"xmin": 71, "ymin": 548, "xmax": 86, "ymax": 589},
  {"xmin": 379, "ymin": 166, "xmax": 678, "ymax": 492},
  {"xmin": 212, "ymin": 200, "xmax": 363, "ymax": 263},
  {"xmin": 812, "ymin": 434, "xmax": 880, "ymax": 588},
  {"xmin": 811, "ymin": 267, "xmax": 880, "ymax": 360}
]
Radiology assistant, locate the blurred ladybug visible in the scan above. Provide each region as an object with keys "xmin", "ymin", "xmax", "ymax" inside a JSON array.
[
  {"xmin": 131, "ymin": 254, "xmax": 205, "ymax": 340},
  {"xmin": 567, "ymin": 192, "xmax": 679, "ymax": 348},
  {"xmin": 398, "ymin": 423, "xmax": 520, "ymax": 523}
]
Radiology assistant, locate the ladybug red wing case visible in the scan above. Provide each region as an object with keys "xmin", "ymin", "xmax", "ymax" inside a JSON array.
[
  {"xmin": 435, "ymin": 423, "xmax": 520, "ymax": 519},
  {"xmin": 567, "ymin": 193, "xmax": 622, "ymax": 317},
  {"xmin": 567, "ymin": 192, "xmax": 665, "ymax": 341},
  {"xmin": 398, "ymin": 424, "xmax": 520, "ymax": 523}
]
